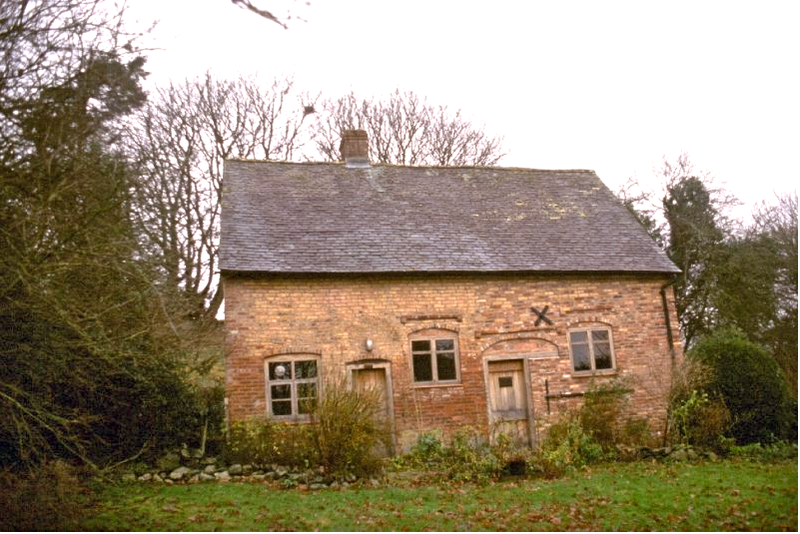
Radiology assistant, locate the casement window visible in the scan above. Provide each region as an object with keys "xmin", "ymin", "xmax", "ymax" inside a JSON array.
[
  {"xmin": 410, "ymin": 337, "xmax": 460, "ymax": 384},
  {"xmin": 568, "ymin": 328, "xmax": 615, "ymax": 373},
  {"xmin": 265, "ymin": 357, "xmax": 318, "ymax": 420}
]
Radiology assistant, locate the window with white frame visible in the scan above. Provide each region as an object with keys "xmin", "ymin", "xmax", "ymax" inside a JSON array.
[
  {"xmin": 265, "ymin": 357, "xmax": 319, "ymax": 419},
  {"xmin": 410, "ymin": 336, "xmax": 460, "ymax": 384},
  {"xmin": 568, "ymin": 328, "xmax": 615, "ymax": 373}
]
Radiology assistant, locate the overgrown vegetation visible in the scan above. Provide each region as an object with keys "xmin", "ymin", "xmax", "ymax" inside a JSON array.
[
  {"xmin": 226, "ymin": 419, "xmax": 315, "ymax": 468},
  {"xmin": 311, "ymin": 380, "xmax": 390, "ymax": 477},
  {"xmin": 669, "ymin": 328, "xmax": 796, "ymax": 447},
  {"xmin": 225, "ymin": 381, "xmax": 388, "ymax": 478},
  {"xmin": 0, "ymin": 461, "xmax": 86, "ymax": 531},
  {"xmin": 578, "ymin": 380, "xmax": 654, "ymax": 450},
  {"xmin": 394, "ymin": 427, "xmax": 505, "ymax": 484},
  {"xmin": 0, "ymin": 0, "xmax": 225, "ymax": 471},
  {"xmin": 533, "ymin": 417, "xmax": 605, "ymax": 477},
  {"xmin": 394, "ymin": 380, "xmax": 655, "ymax": 482},
  {"xmin": 669, "ymin": 390, "xmax": 731, "ymax": 450},
  {"xmin": 2, "ymin": 1, "xmax": 509, "ymax": 473},
  {"xmin": 532, "ymin": 380, "xmax": 654, "ymax": 476}
]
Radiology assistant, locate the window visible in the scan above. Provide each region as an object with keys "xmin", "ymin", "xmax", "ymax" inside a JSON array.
[
  {"xmin": 265, "ymin": 357, "xmax": 318, "ymax": 419},
  {"xmin": 569, "ymin": 328, "xmax": 615, "ymax": 373},
  {"xmin": 410, "ymin": 337, "xmax": 460, "ymax": 384}
]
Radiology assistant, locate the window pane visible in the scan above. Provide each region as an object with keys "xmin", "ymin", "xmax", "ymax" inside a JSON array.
[
  {"xmin": 594, "ymin": 342, "xmax": 613, "ymax": 369},
  {"xmin": 413, "ymin": 353, "xmax": 433, "ymax": 382},
  {"xmin": 297, "ymin": 382, "xmax": 317, "ymax": 399},
  {"xmin": 411, "ymin": 340, "xmax": 431, "ymax": 352},
  {"xmin": 271, "ymin": 384, "xmax": 291, "ymax": 400},
  {"xmin": 572, "ymin": 344, "xmax": 591, "ymax": 371},
  {"xmin": 436, "ymin": 352, "xmax": 457, "ymax": 381},
  {"xmin": 272, "ymin": 400, "xmax": 292, "ymax": 416},
  {"xmin": 569, "ymin": 331, "xmax": 588, "ymax": 343},
  {"xmin": 295, "ymin": 360, "xmax": 317, "ymax": 379},
  {"xmin": 435, "ymin": 339, "xmax": 454, "ymax": 352},
  {"xmin": 298, "ymin": 396, "xmax": 316, "ymax": 414},
  {"xmin": 591, "ymin": 330, "xmax": 609, "ymax": 342},
  {"xmin": 269, "ymin": 362, "xmax": 291, "ymax": 380}
]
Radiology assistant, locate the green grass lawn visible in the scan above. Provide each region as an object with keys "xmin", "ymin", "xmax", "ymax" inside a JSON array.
[{"xmin": 81, "ymin": 458, "xmax": 797, "ymax": 531}]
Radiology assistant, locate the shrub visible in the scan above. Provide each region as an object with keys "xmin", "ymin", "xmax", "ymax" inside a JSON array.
[
  {"xmin": 225, "ymin": 417, "xmax": 316, "ymax": 468},
  {"xmin": 579, "ymin": 379, "xmax": 642, "ymax": 450},
  {"xmin": 311, "ymin": 379, "xmax": 389, "ymax": 478},
  {"xmin": 0, "ymin": 461, "xmax": 85, "ymax": 531},
  {"xmin": 396, "ymin": 428, "xmax": 507, "ymax": 484},
  {"xmin": 532, "ymin": 416, "xmax": 605, "ymax": 477},
  {"xmin": 225, "ymin": 380, "xmax": 388, "ymax": 478},
  {"xmin": 573, "ymin": 379, "xmax": 656, "ymax": 454},
  {"xmin": 619, "ymin": 417, "xmax": 656, "ymax": 448},
  {"xmin": 689, "ymin": 328, "xmax": 796, "ymax": 444},
  {"xmin": 670, "ymin": 389, "xmax": 731, "ymax": 450},
  {"xmin": 409, "ymin": 431, "xmax": 445, "ymax": 465},
  {"xmin": 444, "ymin": 427, "xmax": 503, "ymax": 483}
]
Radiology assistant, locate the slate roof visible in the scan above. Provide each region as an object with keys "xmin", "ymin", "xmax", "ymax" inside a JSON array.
[{"xmin": 220, "ymin": 160, "xmax": 679, "ymax": 274}]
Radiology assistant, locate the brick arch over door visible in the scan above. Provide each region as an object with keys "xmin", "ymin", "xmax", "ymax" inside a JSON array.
[{"xmin": 481, "ymin": 336, "xmax": 560, "ymax": 359}]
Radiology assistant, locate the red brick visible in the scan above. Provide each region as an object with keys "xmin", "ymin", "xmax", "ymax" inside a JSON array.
[{"xmin": 224, "ymin": 272, "xmax": 682, "ymax": 450}]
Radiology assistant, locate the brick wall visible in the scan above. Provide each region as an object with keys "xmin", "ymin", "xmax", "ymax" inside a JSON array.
[{"xmin": 224, "ymin": 272, "xmax": 682, "ymax": 450}]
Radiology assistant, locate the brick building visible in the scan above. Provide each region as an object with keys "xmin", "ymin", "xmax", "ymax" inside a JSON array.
[{"xmin": 221, "ymin": 130, "xmax": 682, "ymax": 451}]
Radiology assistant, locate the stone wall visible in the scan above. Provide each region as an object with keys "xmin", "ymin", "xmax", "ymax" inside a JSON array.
[{"xmin": 224, "ymin": 272, "xmax": 682, "ymax": 450}]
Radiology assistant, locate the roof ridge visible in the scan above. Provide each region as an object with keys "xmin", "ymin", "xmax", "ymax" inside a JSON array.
[{"xmin": 225, "ymin": 159, "xmax": 598, "ymax": 174}]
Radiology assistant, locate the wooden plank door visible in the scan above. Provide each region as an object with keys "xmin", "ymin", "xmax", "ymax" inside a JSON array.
[{"xmin": 487, "ymin": 359, "xmax": 530, "ymax": 446}]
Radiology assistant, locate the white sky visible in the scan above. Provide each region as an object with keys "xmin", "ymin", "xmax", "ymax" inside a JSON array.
[{"xmin": 127, "ymin": 0, "xmax": 799, "ymax": 222}]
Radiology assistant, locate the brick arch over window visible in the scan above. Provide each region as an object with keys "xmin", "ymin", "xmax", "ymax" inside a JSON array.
[
  {"xmin": 263, "ymin": 353, "xmax": 320, "ymax": 421},
  {"xmin": 564, "ymin": 319, "xmax": 613, "ymax": 330},
  {"xmin": 406, "ymin": 326, "xmax": 460, "ymax": 337},
  {"xmin": 408, "ymin": 328, "xmax": 461, "ymax": 385}
]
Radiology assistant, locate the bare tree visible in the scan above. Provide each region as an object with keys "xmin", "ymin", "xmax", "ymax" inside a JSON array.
[
  {"xmin": 127, "ymin": 73, "xmax": 318, "ymax": 318},
  {"xmin": 0, "ymin": 0, "xmax": 210, "ymax": 468},
  {"xmin": 749, "ymin": 191, "xmax": 798, "ymax": 388},
  {"xmin": 229, "ymin": 0, "xmax": 309, "ymax": 29},
  {"xmin": 0, "ymin": 0, "xmax": 147, "ymax": 165},
  {"xmin": 312, "ymin": 89, "xmax": 505, "ymax": 166}
]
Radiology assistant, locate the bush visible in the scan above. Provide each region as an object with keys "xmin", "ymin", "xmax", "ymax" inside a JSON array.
[
  {"xmin": 395, "ymin": 428, "xmax": 507, "ymax": 484},
  {"xmin": 579, "ymin": 381, "xmax": 625, "ymax": 448},
  {"xmin": 225, "ymin": 418, "xmax": 316, "ymax": 468},
  {"xmin": 0, "ymin": 461, "xmax": 85, "ymax": 531},
  {"xmin": 225, "ymin": 380, "xmax": 388, "ymax": 478},
  {"xmin": 532, "ymin": 416, "xmax": 605, "ymax": 478},
  {"xmin": 408, "ymin": 431, "xmax": 446, "ymax": 466},
  {"xmin": 565, "ymin": 379, "xmax": 656, "ymax": 458},
  {"xmin": 444, "ymin": 427, "xmax": 503, "ymax": 483},
  {"xmin": 311, "ymin": 379, "xmax": 389, "ymax": 477},
  {"xmin": 689, "ymin": 328, "xmax": 796, "ymax": 444},
  {"xmin": 578, "ymin": 379, "xmax": 655, "ymax": 450},
  {"xmin": 670, "ymin": 389, "xmax": 731, "ymax": 450}
]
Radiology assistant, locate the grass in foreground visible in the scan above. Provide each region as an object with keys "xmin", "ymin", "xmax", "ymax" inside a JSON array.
[{"xmin": 81, "ymin": 459, "xmax": 797, "ymax": 531}]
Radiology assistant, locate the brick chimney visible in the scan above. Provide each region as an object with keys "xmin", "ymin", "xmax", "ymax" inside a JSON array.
[{"xmin": 340, "ymin": 129, "xmax": 370, "ymax": 168}]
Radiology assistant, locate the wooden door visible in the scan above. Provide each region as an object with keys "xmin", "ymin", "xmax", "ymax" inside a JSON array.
[
  {"xmin": 487, "ymin": 359, "xmax": 530, "ymax": 446},
  {"xmin": 352, "ymin": 367, "xmax": 393, "ymax": 455}
]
